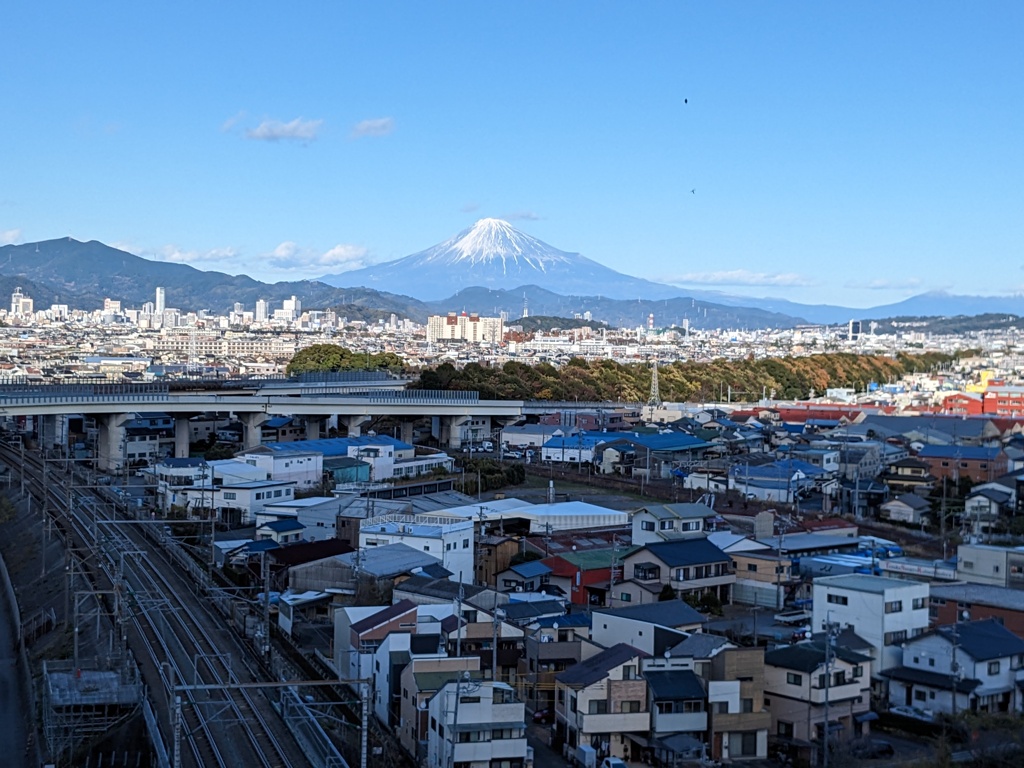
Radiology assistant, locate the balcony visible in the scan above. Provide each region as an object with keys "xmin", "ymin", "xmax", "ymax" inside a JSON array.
[
  {"xmin": 712, "ymin": 710, "xmax": 771, "ymax": 733},
  {"xmin": 652, "ymin": 711, "xmax": 707, "ymax": 734},
  {"xmin": 452, "ymin": 738, "xmax": 528, "ymax": 763},
  {"xmin": 576, "ymin": 710, "xmax": 650, "ymax": 734}
]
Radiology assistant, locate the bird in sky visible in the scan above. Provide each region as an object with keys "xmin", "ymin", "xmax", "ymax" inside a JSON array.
[{"xmin": 691, "ymin": 189, "xmax": 696, "ymax": 194}]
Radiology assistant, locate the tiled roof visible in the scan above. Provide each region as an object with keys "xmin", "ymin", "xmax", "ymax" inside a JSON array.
[
  {"xmin": 646, "ymin": 669, "xmax": 705, "ymax": 700},
  {"xmin": 643, "ymin": 538, "xmax": 730, "ymax": 568},
  {"xmin": 593, "ymin": 599, "xmax": 704, "ymax": 627},
  {"xmin": 350, "ymin": 599, "xmax": 417, "ymax": 635}
]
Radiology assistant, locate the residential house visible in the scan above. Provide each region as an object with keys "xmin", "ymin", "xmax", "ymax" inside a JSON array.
[
  {"xmin": 619, "ymin": 539, "xmax": 734, "ymax": 605},
  {"xmin": 631, "ymin": 503, "xmax": 715, "ymax": 546},
  {"xmin": 880, "ymin": 457, "xmax": 936, "ymax": 494},
  {"xmin": 879, "ymin": 494, "xmax": 932, "ymax": 527},
  {"xmin": 590, "ymin": 601, "xmax": 704, "ymax": 656},
  {"xmin": 518, "ymin": 614, "xmax": 595, "ymax": 713},
  {"xmin": 811, "ymin": 574, "xmax": 930, "ymax": 676},
  {"xmin": 360, "ymin": 512, "xmax": 475, "ymax": 582},
  {"xmin": 729, "ymin": 551, "xmax": 798, "ymax": 609},
  {"xmin": 706, "ymin": 647, "xmax": 771, "ymax": 762},
  {"xmin": 916, "ymin": 445, "xmax": 1007, "ymax": 484},
  {"xmin": 544, "ymin": 547, "xmax": 636, "ymax": 608},
  {"xmin": 495, "ymin": 561, "xmax": 553, "ymax": 594},
  {"xmin": 399, "ymin": 656, "xmax": 481, "ymax": 762},
  {"xmin": 425, "ymin": 681, "xmax": 528, "ymax": 768},
  {"xmin": 256, "ymin": 517, "xmax": 305, "ymax": 545},
  {"xmin": 764, "ymin": 641, "xmax": 873, "ymax": 765},
  {"xmin": 554, "ymin": 644, "xmax": 650, "ymax": 763},
  {"xmin": 594, "ymin": 432, "xmax": 711, "ymax": 479},
  {"xmin": 884, "ymin": 619, "xmax": 1024, "ymax": 715}
]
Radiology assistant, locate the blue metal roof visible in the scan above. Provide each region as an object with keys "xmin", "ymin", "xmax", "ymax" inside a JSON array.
[
  {"xmin": 598, "ymin": 432, "xmax": 710, "ymax": 452},
  {"xmin": 917, "ymin": 445, "xmax": 1002, "ymax": 462},
  {"xmin": 260, "ymin": 436, "xmax": 413, "ymax": 457},
  {"xmin": 510, "ymin": 560, "xmax": 554, "ymax": 578},
  {"xmin": 260, "ymin": 518, "xmax": 306, "ymax": 532}
]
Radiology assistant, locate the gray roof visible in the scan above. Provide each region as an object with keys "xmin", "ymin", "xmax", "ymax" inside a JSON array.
[
  {"xmin": 931, "ymin": 582, "xmax": 1024, "ymax": 612},
  {"xmin": 668, "ymin": 633, "xmax": 730, "ymax": 660},
  {"xmin": 646, "ymin": 669, "xmax": 706, "ymax": 701},
  {"xmin": 882, "ymin": 665, "xmax": 980, "ymax": 694},
  {"xmin": 643, "ymin": 539, "xmax": 730, "ymax": 568},
  {"xmin": 500, "ymin": 600, "xmax": 565, "ymax": 622},
  {"xmin": 337, "ymin": 543, "xmax": 440, "ymax": 578},
  {"xmin": 765, "ymin": 641, "xmax": 871, "ymax": 673},
  {"xmin": 886, "ymin": 494, "xmax": 932, "ymax": 511},
  {"xmin": 933, "ymin": 619, "xmax": 1024, "ymax": 662},
  {"xmin": 637, "ymin": 503, "xmax": 715, "ymax": 521},
  {"xmin": 812, "ymin": 574, "xmax": 919, "ymax": 594},
  {"xmin": 397, "ymin": 575, "xmax": 487, "ymax": 602},
  {"xmin": 594, "ymin": 599, "xmax": 704, "ymax": 628},
  {"xmin": 556, "ymin": 643, "xmax": 645, "ymax": 688}
]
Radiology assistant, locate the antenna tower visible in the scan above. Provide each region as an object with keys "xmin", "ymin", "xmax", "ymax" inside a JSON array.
[{"xmin": 647, "ymin": 360, "xmax": 662, "ymax": 407}]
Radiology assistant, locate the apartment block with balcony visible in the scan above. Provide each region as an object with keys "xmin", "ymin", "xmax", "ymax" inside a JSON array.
[
  {"xmin": 554, "ymin": 644, "xmax": 650, "ymax": 763},
  {"xmin": 425, "ymin": 680, "xmax": 527, "ymax": 768},
  {"xmin": 399, "ymin": 656, "xmax": 481, "ymax": 762},
  {"xmin": 764, "ymin": 641, "xmax": 873, "ymax": 765},
  {"xmin": 517, "ymin": 614, "xmax": 594, "ymax": 713}
]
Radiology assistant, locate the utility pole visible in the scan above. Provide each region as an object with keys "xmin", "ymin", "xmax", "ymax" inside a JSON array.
[{"xmin": 822, "ymin": 613, "xmax": 840, "ymax": 768}]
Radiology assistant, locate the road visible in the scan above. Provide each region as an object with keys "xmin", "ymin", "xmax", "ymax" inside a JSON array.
[{"xmin": 0, "ymin": 559, "xmax": 31, "ymax": 768}]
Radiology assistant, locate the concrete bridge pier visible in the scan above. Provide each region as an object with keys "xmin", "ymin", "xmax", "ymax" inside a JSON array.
[
  {"xmin": 240, "ymin": 412, "xmax": 271, "ymax": 450},
  {"xmin": 338, "ymin": 415, "xmax": 371, "ymax": 438},
  {"xmin": 96, "ymin": 413, "xmax": 132, "ymax": 473},
  {"xmin": 398, "ymin": 418, "xmax": 416, "ymax": 446},
  {"xmin": 173, "ymin": 418, "xmax": 191, "ymax": 458},
  {"xmin": 305, "ymin": 415, "xmax": 329, "ymax": 441},
  {"xmin": 433, "ymin": 415, "xmax": 471, "ymax": 450},
  {"xmin": 37, "ymin": 414, "xmax": 59, "ymax": 454}
]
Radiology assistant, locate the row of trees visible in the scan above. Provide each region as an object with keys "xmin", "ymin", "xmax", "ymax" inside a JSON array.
[
  {"xmin": 284, "ymin": 343, "xmax": 954, "ymax": 403},
  {"xmin": 413, "ymin": 352, "xmax": 954, "ymax": 402}
]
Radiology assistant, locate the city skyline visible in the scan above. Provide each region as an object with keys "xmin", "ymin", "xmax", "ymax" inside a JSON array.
[{"xmin": 1, "ymin": 3, "xmax": 1022, "ymax": 308}]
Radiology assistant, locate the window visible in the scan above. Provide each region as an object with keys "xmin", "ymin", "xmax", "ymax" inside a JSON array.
[
  {"xmin": 786, "ymin": 672, "xmax": 803, "ymax": 686},
  {"xmin": 741, "ymin": 698, "xmax": 754, "ymax": 713},
  {"xmin": 885, "ymin": 600, "xmax": 903, "ymax": 614},
  {"xmin": 853, "ymin": 665, "xmax": 863, "ymax": 679},
  {"xmin": 622, "ymin": 665, "xmax": 638, "ymax": 680},
  {"xmin": 778, "ymin": 721, "xmax": 794, "ymax": 738},
  {"xmin": 714, "ymin": 701, "xmax": 729, "ymax": 714},
  {"xmin": 659, "ymin": 520, "xmax": 674, "ymax": 531},
  {"xmin": 884, "ymin": 630, "xmax": 907, "ymax": 646},
  {"xmin": 988, "ymin": 661, "xmax": 1001, "ymax": 675},
  {"xmin": 588, "ymin": 700, "xmax": 608, "ymax": 714},
  {"xmin": 827, "ymin": 594, "xmax": 848, "ymax": 606},
  {"xmin": 223, "ymin": 491, "xmax": 236, "ymax": 500},
  {"xmin": 928, "ymin": 658, "xmax": 935, "ymax": 667},
  {"xmin": 463, "ymin": 538, "xmax": 470, "ymax": 549},
  {"xmin": 747, "ymin": 563, "xmax": 758, "ymax": 572},
  {"xmin": 962, "ymin": 561, "xmax": 974, "ymax": 570},
  {"xmin": 620, "ymin": 592, "xmax": 632, "ymax": 602},
  {"xmin": 621, "ymin": 700, "xmax": 641, "ymax": 713},
  {"xmin": 641, "ymin": 521, "xmax": 655, "ymax": 531},
  {"xmin": 914, "ymin": 690, "xmax": 927, "ymax": 702}
]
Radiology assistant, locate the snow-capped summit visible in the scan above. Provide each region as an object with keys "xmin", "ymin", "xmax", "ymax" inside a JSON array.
[
  {"xmin": 318, "ymin": 218, "xmax": 682, "ymax": 301},
  {"xmin": 416, "ymin": 218, "xmax": 577, "ymax": 272}
]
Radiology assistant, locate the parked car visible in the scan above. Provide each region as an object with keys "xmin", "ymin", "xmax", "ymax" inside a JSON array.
[
  {"xmin": 600, "ymin": 759, "xmax": 628, "ymax": 768},
  {"xmin": 531, "ymin": 708, "xmax": 552, "ymax": 724},
  {"xmin": 889, "ymin": 705, "xmax": 935, "ymax": 723},
  {"xmin": 505, "ymin": 450, "xmax": 523, "ymax": 459}
]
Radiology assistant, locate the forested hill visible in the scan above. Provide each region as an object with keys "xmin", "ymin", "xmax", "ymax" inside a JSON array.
[{"xmin": 411, "ymin": 352, "xmax": 954, "ymax": 402}]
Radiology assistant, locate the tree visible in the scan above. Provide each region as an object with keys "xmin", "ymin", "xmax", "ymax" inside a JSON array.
[{"xmin": 658, "ymin": 584, "xmax": 676, "ymax": 602}]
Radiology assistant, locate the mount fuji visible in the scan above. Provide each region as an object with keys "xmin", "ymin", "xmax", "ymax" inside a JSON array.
[{"xmin": 318, "ymin": 218, "xmax": 687, "ymax": 301}]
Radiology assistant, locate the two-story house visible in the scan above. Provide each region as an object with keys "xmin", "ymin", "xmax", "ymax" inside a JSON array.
[
  {"xmin": 518, "ymin": 613, "xmax": 594, "ymax": 713},
  {"xmin": 764, "ymin": 641, "xmax": 873, "ymax": 765},
  {"xmin": 425, "ymin": 679, "xmax": 528, "ymax": 768},
  {"xmin": 631, "ymin": 503, "xmax": 715, "ymax": 545},
  {"xmin": 883, "ymin": 619, "xmax": 1024, "ymax": 716},
  {"xmin": 619, "ymin": 538, "xmax": 734, "ymax": 605},
  {"xmin": 554, "ymin": 644, "xmax": 650, "ymax": 763}
]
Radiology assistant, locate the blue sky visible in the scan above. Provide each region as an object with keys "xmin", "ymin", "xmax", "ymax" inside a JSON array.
[{"xmin": 1, "ymin": 2, "xmax": 1021, "ymax": 308}]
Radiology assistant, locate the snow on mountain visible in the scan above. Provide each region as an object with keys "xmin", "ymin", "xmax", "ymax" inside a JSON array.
[{"xmin": 318, "ymin": 218, "xmax": 684, "ymax": 301}]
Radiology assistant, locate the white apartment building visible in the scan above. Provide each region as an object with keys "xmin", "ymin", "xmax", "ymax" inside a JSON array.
[
  {"xmin": 426, "ymin": 312, "xmax": 504, "ymax": 344},
  {"xmin": 812, "ymin": 574, "xmax": 930, "ymax": 674},
  {"xmin": 237, "ymin": 447, "xmax": 324, "ymax": 489},
  {"xmin": 360, "ymin": 513, "xmax": 474, "ymax": 581},
  {"xmin": 259, "ymin": 496, "xmax": 342, "ymax": 543},
  {"xmin": 426, "ymin": 680, "xmax": 527, "ymax": 768}
]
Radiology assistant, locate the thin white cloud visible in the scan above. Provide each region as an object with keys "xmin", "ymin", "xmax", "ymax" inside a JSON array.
[
  {"xmin": 667, "ymin": 269, "xmax": 815, "ymax": 287},
  {"xmin": 149, "ymin": 244, "xmax": 240, "ymax": 265},
  {"xmin": 0, "ymin": 228, "xmax": 22, "ymax": 245},
  {"xmin": 246, "ymin": 117, "xmax": 323, "ymax": 143},
  {"xmin": 460, "ymin": 202, "xmax": 480, "ymax": 213},
  {"xmin": 350, "ymin": 117, "xmax": 394, "ymax": 139},
  {"xmin": 844, "ymin": 277, "xmax": 924, "ymax": 290},
  {"xmin": 504, "ymin": 210, "xmax": 542, "ymax": 222},
  {"xmin": 268, "ymin": 242, "xmax": 370, "ymax": 273},
  {"xmin": 221, "ymin": 110, "xmax": 248, "ymax": 132}
]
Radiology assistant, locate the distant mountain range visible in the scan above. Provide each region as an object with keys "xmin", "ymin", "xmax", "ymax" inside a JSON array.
[{"xmin": 0, "ymin": 226, "xmax": 1020, "ymax": 331}]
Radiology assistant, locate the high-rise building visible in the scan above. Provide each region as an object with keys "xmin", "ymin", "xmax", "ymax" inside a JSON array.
[
  {"xmin": 155, "ymin": 287, "xmax": 166, "ymax": 314},
  {"xmin": 10, "ymin": 287, "xmax": 33, "ymax": 316},
  {"xmin": 255, "ymin": 299, "xmax": 269, "ymax": 323}
]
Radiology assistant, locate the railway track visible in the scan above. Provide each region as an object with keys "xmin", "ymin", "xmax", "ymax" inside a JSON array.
[{"xmin": 4, "ymin": 445, "xmax": 312, "ymax": 768}]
